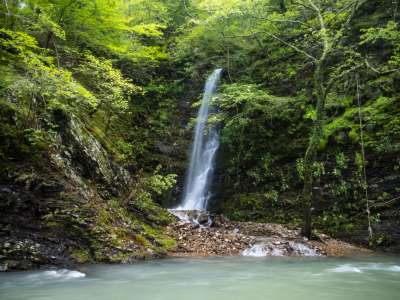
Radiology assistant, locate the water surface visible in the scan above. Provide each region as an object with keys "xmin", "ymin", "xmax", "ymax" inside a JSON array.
[{"xmin": 1, "ymin": 256, "xmax": 399, "ymax": 300}]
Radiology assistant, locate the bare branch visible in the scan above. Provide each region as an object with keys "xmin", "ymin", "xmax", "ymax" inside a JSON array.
[
  {"xmin": 291, "ymin": 0, "xmax": 315, "ymax": 12},
  {"xmin": 183, "ymin": 0, "xmax": 195, "ymax": 18},
  {"xmin": 224, "ymin": 30, "xmax": 317, "ymax": 62},
  {"xmin": 324, "ymin": 63, "xmax": 363, "ymax": 97},
  {"xmin": 365, "ymin": 59, "xmax": 400, "ymax": 75},
  {"xmin": 370, "ymin": 196, "xmax": 400, "ymax": 208},
  {"xmin": 246, "ymin": 15, "xmax": 313, "ymax": 29},
  {"xmin": 261, "ymin": 30, "xmax": 318, "ymax": 62},
  {"xmin": 307, "ymin": 0, "xmax": 330, "ymax": 62},
  {"xmin": 3, "ymin": 0, "xmax": 10, "ymax": 15}
]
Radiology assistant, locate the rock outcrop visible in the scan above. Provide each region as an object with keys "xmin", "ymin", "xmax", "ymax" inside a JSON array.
[{"xmin": 0, "ymin": 112, "xmax": 175, "ymax": 271}]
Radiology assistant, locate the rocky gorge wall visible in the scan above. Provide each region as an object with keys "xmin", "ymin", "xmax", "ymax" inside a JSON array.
[{"xmin": 0, "ymin": 107, "xmax": 176, "ymax": 271}]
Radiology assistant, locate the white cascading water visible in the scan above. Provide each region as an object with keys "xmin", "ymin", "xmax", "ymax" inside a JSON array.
[
  {"xmin": 177, "ymin": 68, "xmax": 222, "ymax": 211},
  {"xmin": 241, "ymin": 241, "xmax": 320, "ymax": 257}
]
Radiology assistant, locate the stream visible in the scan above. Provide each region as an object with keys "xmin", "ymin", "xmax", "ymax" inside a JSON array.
[{"xmin": 1, "ymin": 256, "xmax": 399, "ymax": 300}]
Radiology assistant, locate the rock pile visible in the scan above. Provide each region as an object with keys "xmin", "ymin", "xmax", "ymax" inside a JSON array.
[
  {"xmin": 167, "ymin": 213, "xmax": 371, "ymax": 257},
  {"xmin": 167, "ymin": 220, "xmax": 255, "ymax": 256}
]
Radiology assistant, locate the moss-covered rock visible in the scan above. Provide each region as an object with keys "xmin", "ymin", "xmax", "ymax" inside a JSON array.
[{"xmin": 0, "ymin": 106, "xmax": 177, "ymax": 270}]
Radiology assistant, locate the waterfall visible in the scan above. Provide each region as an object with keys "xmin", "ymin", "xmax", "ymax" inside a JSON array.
[{"xmin": 178, "ymin": 69, "xmax": 222, "ymax": 211}]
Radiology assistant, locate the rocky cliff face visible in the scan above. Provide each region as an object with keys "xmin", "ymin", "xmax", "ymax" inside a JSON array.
[{"xmin": 0, "ymin": 109, "xmax": 176, "ymax": 271}]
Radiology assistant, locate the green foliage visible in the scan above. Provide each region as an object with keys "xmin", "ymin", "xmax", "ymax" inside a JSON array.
[
  {"xmin": 0, "ymin": 1, "xmax": 183, "ymax": 263},
  {"xmin": 184, "ymin": 1, "xmax": 400, "ymax": 241},
  {"xmin": 74, "ymin": 53, "xmax": 141, "ymax": 136},
  {"xmin": 1, "ymin": 0, "xmax": 400, "ymax": 247},
  {"xmin": 216, "ymin": 83, "xmax": 306, "ymax": 191},
  {"xmin": 316, "ymin": 210, "xmax": 355, "ymax": 235},
  {"xmin": 75, "ymin": 53, "xmax": 140, "ymax": 112},
  {"xmin": 0, "ymin": 99, "xmax": 29, "ymax": 160},
  {"xmin": 146, "ymin": 166, "xmax": 177, "ymax": 196},
  {"xmin": 0, "ymin": 29, "xmax": 98, "ymax": 115},
  {"xmin": 44, "ymin": 196, "xmax": 175, "ymax": 262},
  {"xmin": 361, "ymin": 21, "xmax": 400, "ymax": 68},
  {"xmin": 71, "ymin": 249, "xmax": 91, "ymax": 263},
  {"xmin": 127, "ymin": 167, "xmax": 176, "ymax": 225}
]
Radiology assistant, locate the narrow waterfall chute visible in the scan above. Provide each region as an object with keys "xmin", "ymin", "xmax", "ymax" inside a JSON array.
[{"xmin": 176, "ymin": 68, "xmax": 222, "ymax": 212}]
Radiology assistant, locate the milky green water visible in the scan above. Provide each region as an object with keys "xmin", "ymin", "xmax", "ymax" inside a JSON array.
[{"xmin": 1, "ymin": 256, "xmax": 399, "ymax": 300}]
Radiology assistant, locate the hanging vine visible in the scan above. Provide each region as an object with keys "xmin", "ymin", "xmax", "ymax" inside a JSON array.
[{"xmin": 355, "ymin": 74, "xmax": 373, "ymax": 240}]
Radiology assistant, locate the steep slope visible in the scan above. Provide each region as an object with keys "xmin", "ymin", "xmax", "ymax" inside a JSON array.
[{"xmin": 0, "ymin": 102, "xmax": 177, "ymax": 271}]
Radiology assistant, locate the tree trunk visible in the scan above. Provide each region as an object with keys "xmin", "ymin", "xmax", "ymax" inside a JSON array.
[
  {"xmin": 104, "ymin": 110, "xmax": 113, "ymax": 135},
  {"xmin": 301, "ymin": 61, "xmax": 326, "ymax": 238},
  {"xmin": 279, "ymin": 0, "xmax": 287, "ymax": 13}
]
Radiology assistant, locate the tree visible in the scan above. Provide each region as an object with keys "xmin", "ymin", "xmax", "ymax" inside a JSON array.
[
  {"xmin": 174, "ymin": 0, "xmax": 385, "ymax": 237},
  {"xmin": 74, "ymin": 53, "xmax": 141, "ymax": 133},
  {"xmin": 261, "ymin": 0, "xmax": 365, "ymax": 238}
]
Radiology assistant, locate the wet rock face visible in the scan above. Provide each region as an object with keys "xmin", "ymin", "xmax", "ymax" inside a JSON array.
[
  {"xmin": 58, "ymin": 116, "xmax": 132, "ymax": 194},
  {"xmin": 0, "ymin": 160, "xmax": 172, "ymax": 271},
  {"xmin": 170, "ymin": 210, "xmax": 212, "ymax": 227},
  {"xmin": 0, "ymin": 238, "xmax": 68, "ymax": 271}
]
